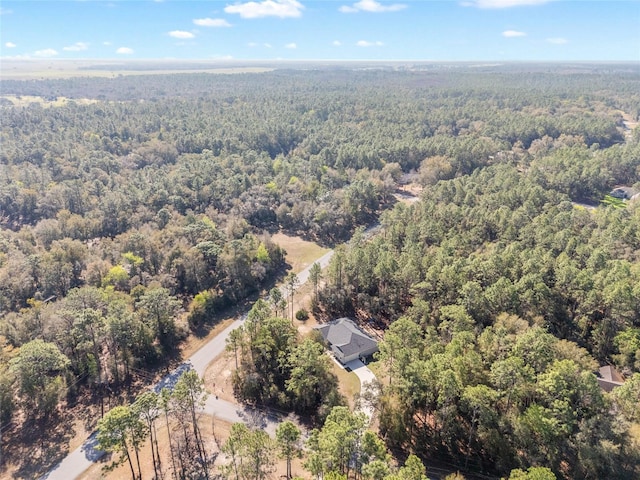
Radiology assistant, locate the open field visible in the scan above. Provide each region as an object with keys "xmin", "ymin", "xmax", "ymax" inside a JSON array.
[
  {"xmin": 0, "ymin": 95, "xmax": 99, "ymax": 107},
  {"xmin": 272, "ymin": 233, "xmax": 331, "ymax": 274},
  {"xmin": 0, "ymin": 59, "xmax": 274, "ymax": 80}
]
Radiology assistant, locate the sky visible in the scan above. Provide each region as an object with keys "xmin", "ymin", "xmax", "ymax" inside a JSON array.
[{"xmin": 1, "ymin": 0, "xmax": 639, "ymax": 62}]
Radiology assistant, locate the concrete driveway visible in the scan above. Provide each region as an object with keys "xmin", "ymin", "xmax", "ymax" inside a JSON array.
[{"xmin": 343, "ymin": 359, "xmax": 378, "ymax": 422}]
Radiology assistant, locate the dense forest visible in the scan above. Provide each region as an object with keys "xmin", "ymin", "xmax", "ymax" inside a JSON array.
[{"xmin": 1, "ymin": 64, "xmax": 640, "ymax": 479}]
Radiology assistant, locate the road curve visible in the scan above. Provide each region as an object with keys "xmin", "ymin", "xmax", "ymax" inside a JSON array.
[{"xmin": 40, "ymin": 238, "xmax": 345, "ymax": 480}]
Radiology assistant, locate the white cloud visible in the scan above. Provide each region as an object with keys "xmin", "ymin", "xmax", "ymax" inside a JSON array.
[
  {"xmin": 285, "ymin": 42, "xmax": 297, "ymax": 49},
  {"xmin": 63, "ymin": 42, "xmax": 89, "ymax": 51},
  {"xmin": 34, "ymin": 49, "xmax": 59, "ymax": 57},
  {"xmin": 340, "ymin": 0, "xmax": 406, "ymax": 13},
  {"xmin": 547, "ymin": 37, "xmax": 568, "ymax": 44},
  {"xmin": 502, "ymin": 30, "xmax": 526, "ymax": 37},
  {"xmin": 332, "ymin": 40, "xmax": 342, "ymax": 47},
  {"xmin": 193, "ymin": 17, "xmax": 232, "ymax": 27},
  {"xmin": 169, "ymin": 30, "xmax": 195, "ymax": 39},
  {"xmin": 356, "ymin": 40, "xmax": 384, "ymax": 47},
  {"xmin": 116, "ymin": 47, "xmax": 134, "ymax": 54},
  {"xmin": 224, "ymin": 0, "xmax": 304, "ymax": 19},
  {"xmin": 103, "ymin": 41, "xmax": 112, "ymax": 46},
  {"xmin": 34, "ymin": 48, "xmax": 58, "ymax": 57},
  {"xmin": 461, "ymin": 0, "xmax": 553, "ymax": 8},
  {"xmin": 5, "ymin": 42, "xmax": 16, "ymax": 48},
  {"xmin": 247, "ymin": 42, "xmax": 274, "ymax": 48}
]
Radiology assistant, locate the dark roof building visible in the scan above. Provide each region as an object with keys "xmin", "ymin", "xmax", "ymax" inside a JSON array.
[
  {"xmin": 316, "ymin": 318, "xmax": 379, "ymax": 364},
  {"xmin": 597, "ymin": 365, "xmax": 625, "ymax": 392},
  {"xmin": 609, "ymin": 186, "xmax": 638, "ymax": 200}
]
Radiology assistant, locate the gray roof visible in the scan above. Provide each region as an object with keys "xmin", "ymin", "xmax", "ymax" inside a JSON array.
[
  {"xmin": 599, "ymin": 365, "xmax": 624, "ymax": 383},
  {"xmin": 316, "ymin": 318, "xmax": 378, "ymax": 358},
  {"xmin": 610, "ymin": 186, "xmax": 638, "ymax": 200},
  {"xmin": 597, "ymin": 365, "xmax": 624, "ymax": 392}
]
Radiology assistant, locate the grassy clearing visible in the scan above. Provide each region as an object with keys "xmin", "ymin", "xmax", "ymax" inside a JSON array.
[
  {"xmin": 0, "ymin": 60, "xmax": 274, "ymax": 80},
  {"xmin": 601, "ymin": 195, "xmax": 627, "ymax": 209},
  {"xmin": 272, "ymin": 232, "xmax": 330, "ymax": 274},
  {"xmin": 1, "ymin": 95, "xmax": 99, "ymax": 107},
  {"xmin": 181, "ymin": 316, "xmax": 236, "ymax": 359},
  {"xmin": 331, "ymin": 360, "xmax": 362, "ymax": 409}
]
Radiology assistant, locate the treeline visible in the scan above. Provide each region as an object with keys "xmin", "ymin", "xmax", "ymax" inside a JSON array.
[
  {"xmin": 320, "ymin": 163, "xmax": 640, "ymax": 365},
  {"xmin": 97, "ymin": 370, "xmax": 212, "ymax": 480},
  {"xmin": 0, "ymin": 213, "xmax": 285, "ymax": 311},
  {"xmin": 0, "ymin": 220, "xmax": 285, "ymax": 422},
  {"xmin": 227, "ymin": 300, "xmax": 343, "ymax": 417},
  {"xmin": 97, "ymin": 364, "xmax": 567, "ymax": 480},
  {"xmin": 1, "ymin": 66, "xmax": 639, "ymax": 475},
  {"xmin": 1, "ymin": 69, "xmax": 633, "ymax": 236},
  {"xmin": 317, "ymin": 160, "xmax": 640, "ymax": 476},
  {"xmin": 374, "ymin": 315, "xmax": 640, "ymax": 478}
]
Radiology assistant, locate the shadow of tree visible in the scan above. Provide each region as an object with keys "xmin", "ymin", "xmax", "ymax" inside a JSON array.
[{"xmin": 7, "ymin": 410, "xmax": 75, "ymax": 480}]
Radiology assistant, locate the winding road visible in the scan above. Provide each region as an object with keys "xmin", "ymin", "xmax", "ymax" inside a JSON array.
[{"xmin": 41, "ymin": 232, "xmax": 363, "ymax": 480}]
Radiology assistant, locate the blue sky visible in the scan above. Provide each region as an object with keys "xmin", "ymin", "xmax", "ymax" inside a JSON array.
[{"xmin": 1, "ymin": 0, "xmax": 639, "ymax": 61}]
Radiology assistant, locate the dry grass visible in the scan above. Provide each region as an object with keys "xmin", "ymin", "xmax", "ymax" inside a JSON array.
[
  {"xmin": 77, "ymin": 412, "xmax": 310, "ymax": 480},
  {"xmin": 331, "ymin": 360, "xmax": 362, "ymax": 409},
  {"xmin": 629, "ymin": 422, "xmax": 640, "ymax": 444},
  {"xmin": 0, "ymin": 386, "xmax": 145, "ymax": 480},
  {"xmin": 203, "ymin": 351, "xmax": 237, "ymax": 404},
  {"xmin": 181, "ymin": 316, "xmax": 237, "ymax": 360},
  {"xmin": 78, "ymin": 414, "xmax": 229, "ymax": 480},
  {"xmin": 272, "ymin": 233, "xmax": 330, "ymax": 274},
  {"xmin": 1, "ymin": 95, "xmax": 98, "ymax": 107},
  {"xmin": 0, "ymin": 59, "xmax": 274, "ymax": 80}
]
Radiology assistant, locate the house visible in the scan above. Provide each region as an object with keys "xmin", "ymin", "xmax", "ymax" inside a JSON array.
[
  {"xmin": 316, "ymin": 318, "xmax": 379, "ymax": 364},
  {"xmin": 596, "ymin": 365, "xmax": 625, "ymax": 392},
  {"xmin": 609, "ymin": 186, "xmax": 638, "ymax": 200}
]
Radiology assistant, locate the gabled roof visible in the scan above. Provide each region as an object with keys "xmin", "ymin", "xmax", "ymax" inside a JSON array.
[
  {"xmin": 599, "ymin": 365, "xmax": 624, "ymax": 383},
  {"xmin": 610, "ymin": 186, "xmax": 638, "ymax": 200},
  {"xmin": 597, "ymin": 365, "xmax": 624, "ymax": 392},
  {"xmin": 316, "ymin": 318, "xmax": 378, "ymax": 358}
]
